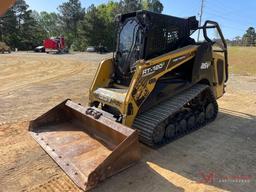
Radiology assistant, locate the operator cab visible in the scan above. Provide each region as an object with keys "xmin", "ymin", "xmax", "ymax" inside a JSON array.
[{"xmin": 113, "ymin": 10, "xmax": 199, "ymax": 86}]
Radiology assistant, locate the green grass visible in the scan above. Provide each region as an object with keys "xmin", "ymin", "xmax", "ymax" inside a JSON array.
[{"xmin": 228, "ymin": 46, "xmax": 256, "ymax": 76}]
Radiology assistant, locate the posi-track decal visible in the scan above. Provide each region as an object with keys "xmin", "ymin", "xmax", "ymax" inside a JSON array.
[{"xmin": 167, "ymin": 53, "xmax": 193, "ymax": 69}]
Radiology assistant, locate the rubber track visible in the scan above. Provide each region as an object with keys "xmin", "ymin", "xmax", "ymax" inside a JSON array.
[{"xmin": 133, "ymin": 84, "xmax": 210, "ymax": 146}]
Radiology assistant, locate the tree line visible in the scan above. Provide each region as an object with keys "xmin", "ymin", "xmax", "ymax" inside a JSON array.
[
  {"xmin": 227, "ymin": 27, "xmax": 256, "ymax": 47},
  {"xmin": 0, "ymin": 0, "xmax": 163, "ymax": 51},
  {"xmin": 1, "ymin": 0, "xmax": 254, "ymax": 50}
]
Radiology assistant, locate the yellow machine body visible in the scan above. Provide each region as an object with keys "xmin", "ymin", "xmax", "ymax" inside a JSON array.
[{"xmin": 89, "ymin": 45, "xmax": 226, "ymax": 127}]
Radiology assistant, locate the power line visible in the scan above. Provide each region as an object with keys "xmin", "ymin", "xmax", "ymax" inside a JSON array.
[
  {"xmin": 199, "ymin": 1, "xmax": 256, "ymax": 39},
  {"xmin": 221, "ymin": 25, "xmax": 247, "ymax": 32},
  {"xmin": 205, "ymin": 12, "xmax": 254, "ymax": 28},
  {"xmin": 205, "ymin": 0, "xmax": 237, "ymax": 14},
  {"xmin": 205, "ymin": 0, "xmax": 256, "ymax": 19}
]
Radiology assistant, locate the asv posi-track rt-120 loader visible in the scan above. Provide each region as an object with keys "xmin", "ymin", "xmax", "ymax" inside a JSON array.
[{"xmin": 29, "ymin": 10, "xmax": 228, "ymax": 191}]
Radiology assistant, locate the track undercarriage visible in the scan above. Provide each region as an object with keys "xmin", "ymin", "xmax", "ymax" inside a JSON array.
[{"xmin": 133, "ymin": 84, "xmax": 218, "ymax": 147}]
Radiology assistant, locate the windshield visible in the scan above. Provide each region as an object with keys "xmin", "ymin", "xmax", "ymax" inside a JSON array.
[
  {"xmin": 116, "ymin": 19, "xmax": 143, "ymax": 76},
  {"xmin": 119, "ymin": 19, "xmax": 139, "ymax": 53}
]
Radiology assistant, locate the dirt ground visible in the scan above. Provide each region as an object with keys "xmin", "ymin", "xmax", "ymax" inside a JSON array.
[{"xmin": 0, "ymin": 52, "xmax": 255, "ymax": 192}]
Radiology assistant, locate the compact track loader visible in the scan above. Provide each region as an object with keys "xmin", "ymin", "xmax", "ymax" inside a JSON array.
[{"xmin": 30, "ymin": 10, "xmax": 228, "ymax": 190}]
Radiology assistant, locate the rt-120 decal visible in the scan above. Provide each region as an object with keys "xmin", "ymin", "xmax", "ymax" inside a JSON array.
[{"xmin": 142, "ymin": 62, "xmax": 166, "ymax": 77}]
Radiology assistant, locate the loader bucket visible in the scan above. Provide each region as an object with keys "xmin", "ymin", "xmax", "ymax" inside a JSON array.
[{"xmin": 29, "ymin": 100, "xmax": 140, "ymax": 191}]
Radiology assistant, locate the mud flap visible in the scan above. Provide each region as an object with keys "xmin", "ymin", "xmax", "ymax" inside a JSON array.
[{"xmin": 29, "ymin": 100, "xmax": 140, "ymax": 191}]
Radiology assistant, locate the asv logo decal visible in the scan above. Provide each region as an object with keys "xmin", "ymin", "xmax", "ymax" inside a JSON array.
[
  {"xmin": 142, "ymin": 62, "xmax": 165, "ymax": 77},
  {"xmin": 201, "ymin": 62, "xmax": 211, "ymax": 70}
]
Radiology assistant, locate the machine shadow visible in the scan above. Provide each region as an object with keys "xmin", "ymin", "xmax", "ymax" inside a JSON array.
[{"xmin": 93, "ymin": 110, "xmax": 256, "ymax": 192}]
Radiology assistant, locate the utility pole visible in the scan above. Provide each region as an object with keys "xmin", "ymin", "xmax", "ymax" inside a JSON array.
[{"xmin": 197, "ymin": 0, "xmax": 205, "ymax": 41}]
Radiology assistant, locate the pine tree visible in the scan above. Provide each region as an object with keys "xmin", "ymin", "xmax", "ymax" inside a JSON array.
[
  {"xmin": 58, "ymin": 0, "xmax": 85, "ymax": 47},
  {"xmin": 147, "ymin": 0, "xmax": 164, "ymax": 13},
  {"xmin": 0, "ymin": 0, "xmax": 45, "ymax": 49},
  {"xmin": 119, "ymin": 0, "xmax": 142, "ymax": 14},
  {"xmin": 37, "ymin": 11, "xmax": 62, "ymax": 37}
]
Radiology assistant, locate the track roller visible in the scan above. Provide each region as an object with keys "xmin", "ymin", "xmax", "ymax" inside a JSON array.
[{"xmin": 133, "ymin": 84, "xmax": 219, "ymax": 147}]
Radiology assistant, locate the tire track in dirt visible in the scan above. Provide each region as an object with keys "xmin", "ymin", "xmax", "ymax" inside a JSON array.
[
  {"xmin": 0, "ymin": 122, "xmax": 80, "ymax": 192},
  {"xmin": 0, "ymin": 53, "xmax": 98, "ymax": 123},
  {"xmin": 0, "ymin": 53, "xmax": 106, "ymax": 192},
  {"xmin": 0, "ymin": 56, "xmax": 89, "ymax": 93},
  {"xmin": 28, "ymin": 175, "xmax": 79, "ymax": 192}
]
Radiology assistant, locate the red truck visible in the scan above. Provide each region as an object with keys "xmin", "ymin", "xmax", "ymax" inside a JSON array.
[{"xmin": 43, "ymin": 36, "xmax": 68, "ymax": 54}]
